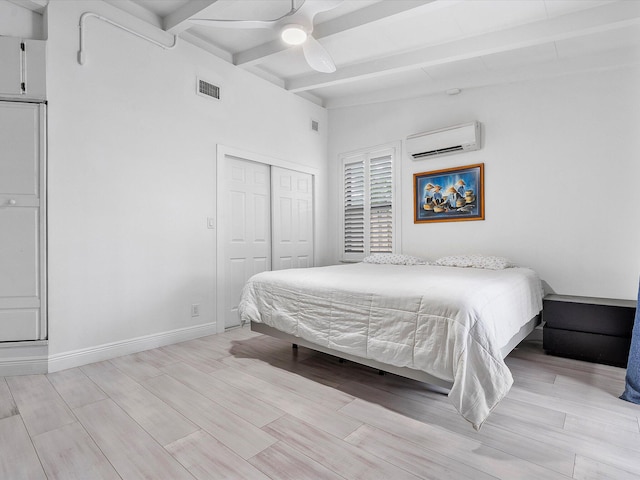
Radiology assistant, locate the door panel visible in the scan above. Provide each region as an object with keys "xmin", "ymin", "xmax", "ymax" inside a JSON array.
[
  {"xmin": 0, "ymin": 38, "xmax": 22, "ymax": 96},
  {"xmin": 222, "ymin": 157, "xmax": 271, "ymax": 329},
  {"xmin": 0, "ymin": 208, "xmax": 39, "ymax": 297},
  {"xmin": 252, "ymin": 193, "xmax": 269, "ymax": 242},
  {"xmin": 271, "ymin": 167, "xmax": 314, "ymax": 271},
  {"xmin": 0, "ymin": 102, "xmax": 40, "ymax": 195},
  {"xmin": 0, "ymin": 310, "xmax": 39, "ymax": 342},
  {"xmin": 0, "ymin": 101, "xmax": 44, "ymax": 341}
]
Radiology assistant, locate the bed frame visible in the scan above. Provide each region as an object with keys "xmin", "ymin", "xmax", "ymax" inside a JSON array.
[{"xmin": 251, "ymin": 314, "xmax": 540, "ymax": 390}]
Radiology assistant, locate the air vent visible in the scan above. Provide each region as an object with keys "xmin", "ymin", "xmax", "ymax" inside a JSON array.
[
  {"xmin": 412, "ymin": 145, "xmax": 464, "ymax": 158},
  {"xmin": 311, "ymin": 119, "xmax": 319, "ymax": 132},
  {"xmin": 197, "ymin": 78, "xmax": 220, "ymax": 100}
]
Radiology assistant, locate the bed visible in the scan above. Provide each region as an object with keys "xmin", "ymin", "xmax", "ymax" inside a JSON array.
[{"xmin": 238, "ymin": 257, "xmax": 544, "ymax": 430}]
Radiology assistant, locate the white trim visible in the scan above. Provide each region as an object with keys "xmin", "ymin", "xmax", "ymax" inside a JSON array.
[
  {"xmin": 215, "ymin": 144, "xmax": 320, "ymax": 334},
  {"xmin": 39, "ymin": 102, "xmax": 47, "ymax": 340},
  {"xmin": 47, "ymin": 322, "xmax": 216, "ymax": 373},
  {"xmin": 0, "ymin": 340, "xmax": 48, "ymax": 376},
  {"xmin": 217, "ymin": 145, "xmax": 320, "ymax": 178}
]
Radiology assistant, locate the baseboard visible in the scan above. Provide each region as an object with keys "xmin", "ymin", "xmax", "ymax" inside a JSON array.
[
  {"xmin": 0, "ymin": 340, "xmax": 49, "ymax": 376},
  {"xmin": 47, "ymin": 322, "xmax": 217, "ymax": 373}
]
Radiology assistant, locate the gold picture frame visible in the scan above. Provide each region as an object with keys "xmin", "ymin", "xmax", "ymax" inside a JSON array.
[{"xmin": 414, "ymin": 163, "xmax": 484, "ymax": 223}]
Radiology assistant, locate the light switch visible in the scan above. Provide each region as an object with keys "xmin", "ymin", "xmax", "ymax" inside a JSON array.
[{"xmin": 207, "ymin": 217, "xmax": 215, "ymax": 229}]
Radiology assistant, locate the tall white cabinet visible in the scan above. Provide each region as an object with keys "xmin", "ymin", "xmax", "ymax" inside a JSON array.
[{"xmin": 0, "ymin": 101, "xmax": 47, "ymax": 341}]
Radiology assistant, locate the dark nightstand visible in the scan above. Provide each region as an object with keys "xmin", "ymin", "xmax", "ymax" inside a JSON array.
[{"xmin": 542, "ymin": 294, "xmax": 637, "ymax": 367}]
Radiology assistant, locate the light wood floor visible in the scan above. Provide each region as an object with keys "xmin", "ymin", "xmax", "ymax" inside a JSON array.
[{"xmin": 1, "ymin": 326, "xmax": 639, "ymax": 479}]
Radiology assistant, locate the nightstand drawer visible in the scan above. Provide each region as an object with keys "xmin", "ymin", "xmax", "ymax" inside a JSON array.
[
  {"xmin": 543, "ymin": 298, "xmax": 634, "ymax": 336},
  {"xmin": 543, "ymin": 327, "xmax": 631, "ymax": 367}
]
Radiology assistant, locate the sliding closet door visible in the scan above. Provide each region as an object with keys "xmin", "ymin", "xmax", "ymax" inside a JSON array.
[
  {"xmin": 220, "ymin": 156, "xmax": 271, "ymax": 329},
  {"xmin": 217, "ymin": 146, "xmax": 316, "ymax": 332},
  {"xmin": 0, "ymin": 101, "xmax": 46, "ymax": 341},
  {"xmin": 271, "ymin": 167, "xmax": 314, "ymax": 270}
]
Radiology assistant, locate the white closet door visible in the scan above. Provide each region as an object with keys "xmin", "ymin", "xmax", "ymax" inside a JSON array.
[
  {"xmin": 271, "ymin": 167, "xmax": 314, "ymax": 270},
  {"xmin": 0, "ymin": 101, "xmax": 45, "ymax": 341},
  {"xmin": 220, "ymin": 156, "xmax": 271, "ymax": 329}
]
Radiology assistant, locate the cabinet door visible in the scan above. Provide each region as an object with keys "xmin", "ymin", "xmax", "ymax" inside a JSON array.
[
  {"xmin": 0, "ymin": 37, "xmax": 23, "ymax": 95},
  {"xmin": 0, "ymin": 101, "xmax": 45, "ymax": 341}
]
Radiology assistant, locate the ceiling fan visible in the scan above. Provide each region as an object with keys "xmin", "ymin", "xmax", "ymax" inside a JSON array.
[{"xmin": 190, "ymin": 0, "xmax": 344, "ymax": 73}]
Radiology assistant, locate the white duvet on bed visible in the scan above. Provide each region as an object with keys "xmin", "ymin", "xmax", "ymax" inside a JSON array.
[{"xmin": 238, "ymin": 262, "xmax": 543, "ymax": 429}]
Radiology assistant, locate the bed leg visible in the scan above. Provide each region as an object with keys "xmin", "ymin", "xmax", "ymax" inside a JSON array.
[
  {"xmin": 292, "ymin": 343, "xmax": 298, "ymax": 350},
  {"xmin": 339, "ymin": 358, "xmax": 345, "ymax": 364},
  {"xmin": 378, "ymin": 370, "xmax": 385, "ymax": 376}
]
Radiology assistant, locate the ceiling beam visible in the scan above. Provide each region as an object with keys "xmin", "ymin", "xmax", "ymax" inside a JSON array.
[
  {"xmin": 102, "ymin": 0, "xmax": 164, "ymax": 28},
  {"xmin": 286, "ymin": 0, "xmax": 640, "ymax": 93},
  {"xmin": 7, "ymin": 0, "xmax": 48, "ymax": 13},
  {"xmin": 233, "ymin": 0, "xmax": 442, "ymax": 68},
  {"xmin": 163, "ymin": 0, "xmax": 224, "ymax": 34},
  {"xmin": 325, "ymin": 48, "xmax": 640, "ymax": 109},
  {"xmin": 179, "ymin": 31, "xmax": 233, "ymax": 63}
]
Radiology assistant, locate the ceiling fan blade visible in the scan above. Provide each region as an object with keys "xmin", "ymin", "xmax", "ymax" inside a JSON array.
[
  {"xmin": 190, "ymin": 1, "xmax": 304, "ymax": 30},
  {"xmin": 299, "ymin": 0, "xmax": 344, "ymax": 18},
  {"xmin": 302, "ymin": 35, "xmax": 336, "ymax": 73},
  {"xmin": 189, "ymin": 19, "xmax": 276, "ymax": 29}
]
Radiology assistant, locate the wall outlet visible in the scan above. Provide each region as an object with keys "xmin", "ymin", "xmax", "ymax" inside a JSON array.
[{"xmin": 191, "ymin": 304, "xmax": 200, "ymax": 317}]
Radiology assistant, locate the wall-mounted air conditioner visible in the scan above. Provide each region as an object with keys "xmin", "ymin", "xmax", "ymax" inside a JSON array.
[{"xmin": 406, "ymin": 121, "xmax": 481, "ymax": 159}]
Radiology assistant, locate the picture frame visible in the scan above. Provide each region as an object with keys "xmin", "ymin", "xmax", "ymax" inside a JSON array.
[{"xmin": 414, "ymin": 163, "xmax": 484, "ymax": 223}]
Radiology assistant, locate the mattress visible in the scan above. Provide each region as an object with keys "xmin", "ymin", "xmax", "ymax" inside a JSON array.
[{"xmin": 239, "ymin": 262, "xmax": 544, "ymax": 429}]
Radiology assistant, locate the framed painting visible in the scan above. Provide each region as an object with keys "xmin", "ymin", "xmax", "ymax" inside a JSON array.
[{"xmin": 414, "ymin": 163, "xmax": 484, "ymax": 223}]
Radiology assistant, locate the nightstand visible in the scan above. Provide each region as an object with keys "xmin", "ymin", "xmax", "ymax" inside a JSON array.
[{"xmin": 542, "ymin": 294, "xmax": 637, "ymax": 367}]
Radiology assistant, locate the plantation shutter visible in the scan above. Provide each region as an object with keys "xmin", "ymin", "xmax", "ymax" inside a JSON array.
[
  {"xmin": 369, "ymin": 154, "xmax": 393, "ymax": 254},
  {"xmin": 341, "ymin": 145, "xmax": 397, "ymax": 261},
  {"xmin": 343, "ymin": 158, "xmax": 365, "ymax": 254}
]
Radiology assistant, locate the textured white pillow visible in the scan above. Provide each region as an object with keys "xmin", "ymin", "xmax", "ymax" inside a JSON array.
[
  {"xmin": 435, "ymin": 254, "xmax": 514, "ymax": 270},
  {"xmin": 363, "ymin": 253, "xmax": 428, "ymax": 266}
]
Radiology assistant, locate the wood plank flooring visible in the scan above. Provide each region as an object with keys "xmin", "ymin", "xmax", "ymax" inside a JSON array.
[{"xmin": 1, "ymin": 326, "xmax": 639, "ymax": 479}]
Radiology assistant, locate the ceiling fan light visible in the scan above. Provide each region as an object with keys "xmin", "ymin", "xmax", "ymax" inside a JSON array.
[{"xmin": 281, "ymin": 25, "xmax": 307, "ymax": 45}]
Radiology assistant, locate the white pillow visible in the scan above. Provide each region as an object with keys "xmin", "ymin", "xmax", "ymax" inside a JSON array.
[
  {"xmin": 363, "ymin": 253, "xmax": 428, "ymax": 266},
  {"xmin": 435, "ymin": 254, "xmax": 514, "ymax": 270}
]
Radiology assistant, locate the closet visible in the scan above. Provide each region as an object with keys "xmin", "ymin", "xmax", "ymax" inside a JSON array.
[
  {"xmin": 217, "ymin": 148, "xmax": 315, "ymax": 330},
  {"xmin": 0, "ymin": 101, "xmax": 47, "ymax": 341}
]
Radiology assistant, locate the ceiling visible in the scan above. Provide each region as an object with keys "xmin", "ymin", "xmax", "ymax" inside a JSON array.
[{"xmin": 102, "ymin": 0, "xmax": 640, "ymax": 108}]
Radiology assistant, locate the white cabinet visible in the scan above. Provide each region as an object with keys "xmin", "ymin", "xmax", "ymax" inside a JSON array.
[
  {"xmin": 0, "ymin": 37, "xmax": 46, "ymax": 100},
  {"xmin": 0, "ymin": 101, "xmax": 46, "ymax": 341}
]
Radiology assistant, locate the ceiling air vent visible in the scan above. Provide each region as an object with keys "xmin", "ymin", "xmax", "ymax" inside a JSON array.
[{"xmin": 197, "ymin": 78, "xmax": 220, "ymax": 100}]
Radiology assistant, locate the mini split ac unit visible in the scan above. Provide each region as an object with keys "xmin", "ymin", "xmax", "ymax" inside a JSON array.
[{"xmin": 406, "ymin": 121, "xmax": 481, "ymax": 159}]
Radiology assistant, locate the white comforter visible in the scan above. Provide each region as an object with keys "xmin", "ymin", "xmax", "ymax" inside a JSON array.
[{"xmin": 239, "ymin": 263, "xmax": 543, "ymax": 429}]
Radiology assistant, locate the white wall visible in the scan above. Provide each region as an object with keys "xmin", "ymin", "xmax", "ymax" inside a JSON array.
[
  {"xmin": 0, "ymin": 1, "xmax": 44, "ymax": 39},
  {"xmin": 41, "ymin": 0, "xmax": 328, "ymax": 358},
  {"xmin": 328, "ymin": 68, "xmax": 640, "ymax": 300}
]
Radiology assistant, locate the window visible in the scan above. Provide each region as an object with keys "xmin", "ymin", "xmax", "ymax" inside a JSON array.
[{"xmin": 340, "ymin": 144, "xmax": 400, "ymax": 261}]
